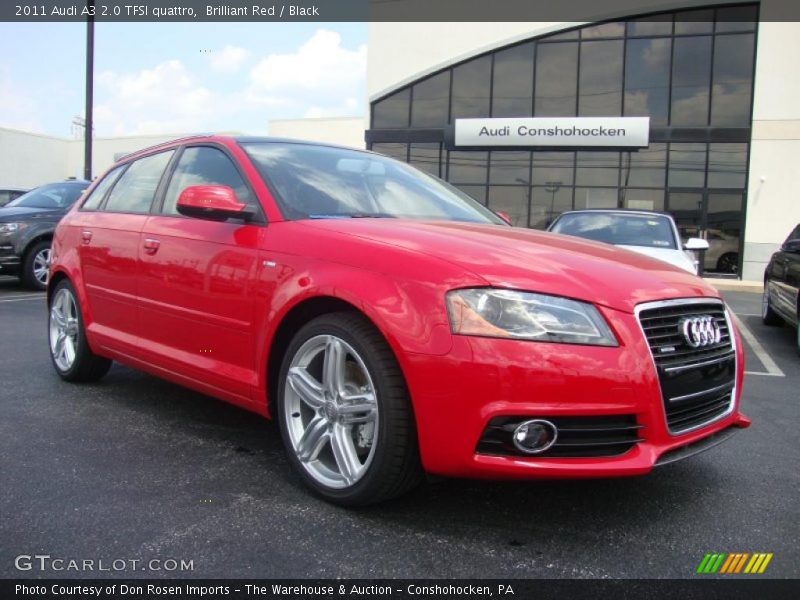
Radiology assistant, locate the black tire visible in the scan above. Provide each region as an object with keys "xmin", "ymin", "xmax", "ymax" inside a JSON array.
[
  {"xmin": 716, "ymin": 252, "xmax": 738, "ymax": 274},
  {"xmin": 48, "ymin": 279, "xmax": 112, "ymax": 382},
  {"xmin": 276, "ymin": 312, "xmax": 423, "ymax": 506},
  {"xmin": 761, "ymin": 284, "xmax": 783, "ymax": 326},
  {"xmin": 21, "ymin": 240, "xmax": 51, "ymax": 291},
  {"xmin": 796, "ymin": 323, "xmax": 800, "ymax": 357}
]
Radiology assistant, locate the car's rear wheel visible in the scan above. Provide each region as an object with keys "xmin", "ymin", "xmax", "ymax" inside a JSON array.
[
  {"xmin": 22, "ymin": 240, "xmax": 52, "ymax": 291},
  {"xmin": 48, "ymin": 280, "xmax": 112, "ymax": 382},
  {"xmin": 762, "ymin": 284, "xmax": 783, "ymax": 326},
  {"xmin": 277, "ymin": 312, "xmax": 422, "ymax": 506}
]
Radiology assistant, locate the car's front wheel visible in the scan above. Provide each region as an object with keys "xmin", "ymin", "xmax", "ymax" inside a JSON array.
[
  {"xmin": 277, "ymin": 312, "xmax": 423, "ymax": 506},
  {"xmin": 48, "ymin": 279, "xmax": 112, "ymax": 382},
  {"xmin": 22, "ymin": 240, "xmax": 52, "ymax": 291}
]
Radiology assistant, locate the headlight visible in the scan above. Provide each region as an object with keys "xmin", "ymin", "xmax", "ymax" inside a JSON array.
[
  {"xmin": 0, "ymin": 223, "xmax": 21, "ymax": 234},
  {"xmin": 446, "ymin": 288, "xmax": 618, "ymax": 346}
]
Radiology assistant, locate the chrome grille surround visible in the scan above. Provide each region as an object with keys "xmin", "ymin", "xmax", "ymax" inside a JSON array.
[{"xmin": 634, "ymin": 298, "xmax": 738, "ymax": 436}]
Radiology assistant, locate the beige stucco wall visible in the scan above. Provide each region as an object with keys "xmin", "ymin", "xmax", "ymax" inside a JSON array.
[
  {"xmin": 0, "ymin": 128, "xmax": 72, "ymax": 188},
  {"xmin": 69, "ymin": 133, "xmax": 194, "ymax": 179},
  {"xmin": 267, "ymin": 117, "xmax": 367, "ymax": 149},
  {"xmin": 0, "ymin": 131, "xmax": 240, "ymax": 188},
  {"xmin": 743, "ymin": 14, "xmax": 800, "ymax": 280}
]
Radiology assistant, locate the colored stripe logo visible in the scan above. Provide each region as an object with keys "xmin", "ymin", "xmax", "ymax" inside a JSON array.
[{"xmin": 696, "ymin": 553, "xmax": 773, "ymax": 574}]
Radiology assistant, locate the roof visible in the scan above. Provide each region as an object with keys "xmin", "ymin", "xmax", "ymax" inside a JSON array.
[
  {"xmin": 117, "ymin": 134, "xmax": 372, "ymax": 163},
  {"xmin": 557, "ymin": 208, "xmax": 671, "ymax": 218}
]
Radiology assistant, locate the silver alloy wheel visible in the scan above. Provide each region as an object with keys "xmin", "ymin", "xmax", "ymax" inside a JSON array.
[
  {"xmin": 49, "ymin": 287, "xmax": 80, "ymax": 371},
  {"xmin": 761, "ymin": 287, "xmax": 770, "ymax": 319},
  {"xmin": 284, "ymin": 334, "xmax": 379, "ymax": 489},
  {"xmin": 33, "ymin": 247, "xmax": 51, "ymax": 286}
]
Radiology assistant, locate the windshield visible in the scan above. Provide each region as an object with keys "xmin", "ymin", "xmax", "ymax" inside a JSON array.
[
  {"xmin": 241, "ymin": 142, "xmax": 504, "ymax": 224},
  {"xmin": 7, "ymin": 182, "xmax": 88, "ymax": 210},
  {"xmin": 550, "ymin": 212, "xmax": 678, "ymax": 250}
]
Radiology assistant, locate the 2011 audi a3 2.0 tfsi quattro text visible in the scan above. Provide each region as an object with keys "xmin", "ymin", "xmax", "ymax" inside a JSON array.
[{"xmin": 46, "ymin": 135, "xmax": 751, "ymax": 505}]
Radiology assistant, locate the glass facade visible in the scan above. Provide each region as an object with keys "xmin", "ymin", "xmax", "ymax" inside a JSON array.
[{"xmin": 368, "ymin": 5, "xmax": 758, "ymax": 276}]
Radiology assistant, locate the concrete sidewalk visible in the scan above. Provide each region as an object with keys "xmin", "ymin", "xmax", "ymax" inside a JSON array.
[{"xmin": 705, "ymin": 278, "xmax": 763, "ymax": 293}]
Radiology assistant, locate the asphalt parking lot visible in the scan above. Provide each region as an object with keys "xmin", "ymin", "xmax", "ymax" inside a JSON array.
[{"xmin": 1, "ymin": 276, "xmax": 798, "ymax": 579}]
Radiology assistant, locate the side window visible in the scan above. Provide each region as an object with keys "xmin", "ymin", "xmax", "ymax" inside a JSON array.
[
  {"xmin": 162, "ymin": 147, "xmax": 255, "ymax": 216},
  {"xmin": 104, "ymin": 151, "xmax": 174, "ymax": 214},
  {"xmin": 787, "ymin": 225, "xmax": 800, "ymax": 242},
  {"xmin": 81, "ymin": 165, "xmax": 125, "ymax": 211}
]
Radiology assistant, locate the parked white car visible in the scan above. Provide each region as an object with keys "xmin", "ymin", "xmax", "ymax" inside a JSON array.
[{"xmin": 547, "ymin": 209, "xmax": 708, "ymax": 274}]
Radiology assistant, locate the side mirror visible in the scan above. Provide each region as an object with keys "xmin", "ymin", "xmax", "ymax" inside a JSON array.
[
  {"xmin": 684, "ymin": 237, "xmax": 709, "ymax": 251},
  {"xmin": 782, "ymin": 239, "xmax": 800, "ymax": 254},
  {"xmin": 495, "ymin": 210, "xmax": 512, "ymax": 225},
  {"xmin": 176, "ymin": 185, "xmax": 252, "ymax": 221}
]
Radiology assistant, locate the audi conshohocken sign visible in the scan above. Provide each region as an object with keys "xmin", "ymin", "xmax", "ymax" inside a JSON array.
[{"xmin": 454, "ymin": 117, "xmax": 650, "ymax": 148}]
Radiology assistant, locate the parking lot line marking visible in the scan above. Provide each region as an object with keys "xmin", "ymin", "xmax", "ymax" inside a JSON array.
[
  {"xmin": 732, "ymin": 313, "xmax": 785, "ymax": 378},
  {"xmin": 0, "ymin": 292, "xmax": 45, "ymax": 299},
  {"xmin": 744, "ymin": 371, "xmax": 784, "ymax": 377},
  {"xmin": 0, "ymin": 296, "xmax": 46, "ymax": 303}
]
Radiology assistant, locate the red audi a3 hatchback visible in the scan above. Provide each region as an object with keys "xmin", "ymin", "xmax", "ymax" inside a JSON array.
[{"xmin": 48, "ymin": 135, "xmax": 750, "ymax": 505}]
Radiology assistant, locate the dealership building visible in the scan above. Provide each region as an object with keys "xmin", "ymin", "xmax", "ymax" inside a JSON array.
[
  {"xmin": 3, "ymin": 0, "xmax": 798, "ymax": 281},
  {"xmin": 352, "ymin": 0, "xmax": 799, "ymax": 281}
]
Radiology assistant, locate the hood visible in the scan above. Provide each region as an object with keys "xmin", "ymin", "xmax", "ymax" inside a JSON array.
[
  {"xmin": 617, "ymin": 245, "xmax": 696, "ymax": 274},
  {"xmin": 303, "ymin": 219, "xmax": 719, "ymax": 313},
  {"xmin": 0, "ymin": 206, "xmax": 64, "ymax": 221}
]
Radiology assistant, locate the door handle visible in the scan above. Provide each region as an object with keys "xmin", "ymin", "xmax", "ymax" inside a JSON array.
[
  {"xmin": 143, "ymin": 238, "xmax": 161, "ymax": 255},
  {"xmin": 81, "ymin": 230, "xmax": 93, "ymax": 244}
]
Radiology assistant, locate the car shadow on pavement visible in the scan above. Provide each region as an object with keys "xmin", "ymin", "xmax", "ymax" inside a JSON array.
[{"xmin": 89, "ymin": 364, "xmax": 731, "ymax": 536}]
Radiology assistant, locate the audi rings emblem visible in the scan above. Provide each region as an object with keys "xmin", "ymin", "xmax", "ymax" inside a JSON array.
[{"xmin": 679, "ymin": 315, "xmax": 722, "ymax": 348}]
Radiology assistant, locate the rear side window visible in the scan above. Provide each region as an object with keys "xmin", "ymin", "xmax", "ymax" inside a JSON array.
[
  {"xmin": 104, "ymin": 151, "xmax": 174, "ymax": 214},
  {"xmin": 81, "ymin": 165, "xmax": 125, "ymax": 211},
  {"xmin": 162, "ymin": 147, "xmax": 255, "ymax": 215}
]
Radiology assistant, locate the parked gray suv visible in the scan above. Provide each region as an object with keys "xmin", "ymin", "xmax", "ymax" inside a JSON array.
[{"xmin": 0, "ymin": 180, "xmax": 89, "ymax": 290}]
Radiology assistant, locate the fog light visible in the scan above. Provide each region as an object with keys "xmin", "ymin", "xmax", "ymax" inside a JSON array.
[{"xmin": 512, "ymin": 419, "xmax": 558, "ymax": 454}]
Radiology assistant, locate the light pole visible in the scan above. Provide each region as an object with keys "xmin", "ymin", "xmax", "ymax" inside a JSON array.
[
  {"xmin": 84, "ymin": 5, "xmax": 95, "ymax": 181},
  {"xmin": 515, "ymin": 177, "xmax": 532, "ymax": 228},
  {"xmin": 544, "ymin": 181, "xmax": 562, "ymax": 225}
]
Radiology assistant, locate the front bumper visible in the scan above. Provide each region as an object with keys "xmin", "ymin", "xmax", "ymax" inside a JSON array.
[
  {"xmin": 402, "ymin": 303, "xmax": 749, "ymax": 479},
  {"xmin": 0, "ymin": 244, "xmax": 20, "ymax": 274}
]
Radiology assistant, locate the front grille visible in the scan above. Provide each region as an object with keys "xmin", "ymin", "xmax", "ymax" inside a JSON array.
[
  {"xmin": 477, "ymin": 415, "xmax": 643, "ymax": 458},
  {"xmin": 637, "ymin": 300, "xmax": 736, "ymax": 434},
  {"xmin": 665, "ymin": 386, "xmax": 734, "ymax": 432}
]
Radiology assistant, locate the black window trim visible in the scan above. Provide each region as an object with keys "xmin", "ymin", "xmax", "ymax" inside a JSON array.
[{"xmin": 151, "ymin": 142, "xmax": 267, "ymax": 225}]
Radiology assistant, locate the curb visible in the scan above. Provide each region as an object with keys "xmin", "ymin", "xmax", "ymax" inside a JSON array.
[{"xmin": 704, "ymin": 278, "xmax": 763, "ymax": 293}]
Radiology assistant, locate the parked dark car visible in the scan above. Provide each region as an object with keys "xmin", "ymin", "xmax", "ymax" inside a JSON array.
[
  {"xmin": 762, "ymin": 224, "xmax": 800, "ymax": 352},
  {"xmin": 0, "ymin": 180, "xmax": 90, "ymax": 290},
  {"xmin": 0, "ymin": 187, "xmax": 28, "ymax": 208}
]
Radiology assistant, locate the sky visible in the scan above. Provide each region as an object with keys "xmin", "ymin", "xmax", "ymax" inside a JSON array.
[{"xmin": 0, "ymin": 22, "xmax": 367, "ymax": 138}]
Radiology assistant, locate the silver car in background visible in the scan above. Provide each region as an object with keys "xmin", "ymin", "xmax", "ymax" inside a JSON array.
[{"xmin": 547, "ymin": 209, "xmax": 708, "ymax": 274}]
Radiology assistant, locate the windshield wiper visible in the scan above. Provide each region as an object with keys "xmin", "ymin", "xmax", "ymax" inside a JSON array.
[{"xmin": 307, "ymin": 213, "xmax": 395, "ymax": 219}]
